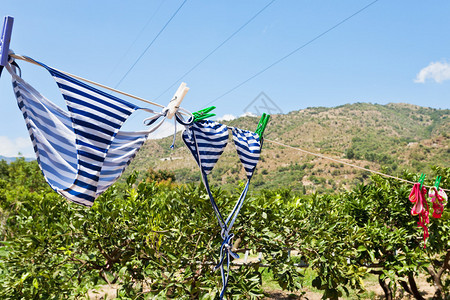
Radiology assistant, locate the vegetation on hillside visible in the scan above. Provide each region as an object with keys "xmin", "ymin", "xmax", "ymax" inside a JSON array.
[{"xmin": 128, "ymin": 103, "xmax": 449, "ymax": 193}]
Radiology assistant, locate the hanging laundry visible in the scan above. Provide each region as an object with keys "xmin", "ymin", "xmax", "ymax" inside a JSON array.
[
  {"xmin": 429, "ymin": 186, "xmax": 447, "ymax": 219},
  {"xmin": 232, "ymin": 127, "xmax": 262, "ymax": 178},
  {"xmin": 182, "ymin": 117, "xmax": 266, "ymax": 300},
  {"xmin": 183, "ymin": 120, "xmax": 229, "ymax": 175},
  {"xmin": 5, "ymin": 58, "xmax": 170, "ymax": 206},
  {"xmin": 409, "ymin": 181, "xmax": 429, "ymax": 247}
]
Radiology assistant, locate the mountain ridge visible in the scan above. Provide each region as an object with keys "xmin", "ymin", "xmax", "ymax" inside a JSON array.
[
  {"xmin": 0, "ymin": 155, "xmax": 35, "ymax": 163},
  {"xmin": 128, "ymin": 102, "xmax": 449, "ymax": 192}
]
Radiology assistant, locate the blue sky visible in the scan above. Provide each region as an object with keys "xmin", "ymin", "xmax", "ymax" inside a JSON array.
[{"xmin": 1, "ymin": 0, "xmax": 449, "ymax": 157}]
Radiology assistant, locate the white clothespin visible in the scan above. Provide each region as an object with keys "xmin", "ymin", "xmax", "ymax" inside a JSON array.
[{"xmin": 165, "ymin": 82, "xmax": 189, "ymax": 119}]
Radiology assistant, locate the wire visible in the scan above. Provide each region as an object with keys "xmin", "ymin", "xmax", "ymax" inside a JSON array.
[
  {"xmin": 115, "ymin": 0, "xmax": 188, "ymax": 89},
  {"xmin": 107, "ymin": 0, "xmax": 165, "ymax": 82},
  {"xmin": 154, "ymin": 0, "xmax": 276, "ymax": 101},
  {"xmin": 266, "ymin": 139, "xmax": 450, "ymax": 192},
  {"xmin": 10, "ymin": 54, "xmax": 165, "ymax": 108},
  {"xmin": 205, "ymin": 0, "xmax": 380, "ymax": 106}
]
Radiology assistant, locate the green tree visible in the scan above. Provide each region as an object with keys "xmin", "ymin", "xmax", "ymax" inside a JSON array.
[{"xmin": 0, "ymin": 159, "xmax": 448, "ymax": 299}]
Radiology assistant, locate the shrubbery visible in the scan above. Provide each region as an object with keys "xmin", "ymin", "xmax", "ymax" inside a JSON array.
[{"xmin": 0, "ymin": 158, "xmax": 448, "ymax": 299}]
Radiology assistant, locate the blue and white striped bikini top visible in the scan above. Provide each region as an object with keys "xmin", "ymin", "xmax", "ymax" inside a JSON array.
[{"xmin": 182, "ymin": 120, "xmax": 262, "ymax": 179}]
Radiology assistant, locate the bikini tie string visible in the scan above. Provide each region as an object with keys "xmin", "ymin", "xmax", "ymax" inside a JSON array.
[
  {"xmin": 171, "ymin": 108, "xmax": 194, "ymax": 148},
  {"xmin": 214, "ymin": 233, "xmax": 239, "ymax": 299},
  {"xmin": 143, "ymin": 107, "xmax": 194, "ymax": 149}
]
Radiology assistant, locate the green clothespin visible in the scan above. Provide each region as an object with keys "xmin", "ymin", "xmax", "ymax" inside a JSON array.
[
  {"xmin": 434, "ymin": 176, "xmax": 441, "ymax": 190},
  {"xmin": 419, "ymin": 173, "xmax": 426, "ymax": 189},
  {"xmin": 255, "ymin": 113, "xmax": 270, "ymax": 138},
  {"xmin": 193, "ymin": 106, "xmax": 216, "ymax": 122}
]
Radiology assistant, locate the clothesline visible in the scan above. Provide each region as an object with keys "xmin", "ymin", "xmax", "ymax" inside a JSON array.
[
  {"xmin": 7, "ymin": 55, "xmax": 448, "ymax": 192},
  {"xmin": 10, "ymin": 54, "xmax": 190, "ymax": 113},
  {"xmin": 266, "ymin": 139, "xmax": 450, "ymax": 192}
]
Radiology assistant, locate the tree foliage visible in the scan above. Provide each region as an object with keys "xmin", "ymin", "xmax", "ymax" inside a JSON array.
[{"xmin": 0, "ymin": 159, "xmax": 448, "ymax": 299}]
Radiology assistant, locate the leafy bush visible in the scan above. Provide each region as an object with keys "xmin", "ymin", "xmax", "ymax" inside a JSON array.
[
  {"xmin": 0, "ymin": 159, "xmax": 448, "ymax": 299},
  {"xmin": 0, "ymin": 164, "xmax": 300, "ymax": 298}
]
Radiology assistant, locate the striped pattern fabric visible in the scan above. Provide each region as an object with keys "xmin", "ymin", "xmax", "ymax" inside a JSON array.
[
  {"xmin": 231, "ymin": 128, "xmax": 261, "ymax": 179},
  {"xmin": 8, "ymin": 61, "xmax": 150, "ymax": 207},
  {"xmin": 183, "ymin": 121, "xmax": 263, "ymax": 300},
  {"xmin": 97, "ymin": 130, "xmax": 149, "ymax": 194},
  {"xmin": 182, "ymin": 120, "xmax": 228, "ymax": 175}
]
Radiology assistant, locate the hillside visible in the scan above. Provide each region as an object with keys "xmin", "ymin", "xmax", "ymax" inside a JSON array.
[
  {"xmin": 0, "ymin": 156, "xmax": 35, "ymax": 163},
  {"xmin": 127, "ymin": 103, "xmax": 449, "ymax": 193}
]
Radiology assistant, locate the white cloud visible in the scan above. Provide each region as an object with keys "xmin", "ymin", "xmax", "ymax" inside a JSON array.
[
  {"xmin": 414, "ymin": 61, "xmax": 450, "ymax": 83},
  {"xmin": 0, "ymin": 136, "xmax": 34, "ymax": 158},
  {"xmin": 240, "ymin": 112, "xmax": 258, "ymax": 118},
  {"xmin": 217, "ymin": 114, "xmax": 236, "ymax": 121}
]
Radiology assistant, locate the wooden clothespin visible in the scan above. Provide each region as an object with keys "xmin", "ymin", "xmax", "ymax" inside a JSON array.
[
  {"xmin": 165, "ymin": 82, "xmax": 189, "ymax": 119},
  {"xmin": 0, "ymin": 16, "xmax": 14, "ymax": 67}
]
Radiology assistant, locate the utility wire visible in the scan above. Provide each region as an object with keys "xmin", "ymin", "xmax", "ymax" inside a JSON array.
[
  {"xmin": 115, "ymin": 0, "xmax": 188, "ymax": 88},
  {"xmin": 107, "ymin": 0, "xmax": 165, "ymax": 82},
  {"xmin": 205, "ymin": 0, "xmax": 380, "ymax": 106},
  {"xmin": 154, "ymin": 0, "xmax": 276, "ymax": 100},
  {"xmin": 266, "ymin": 139, "xmax": 449, "ymax": 192}
]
